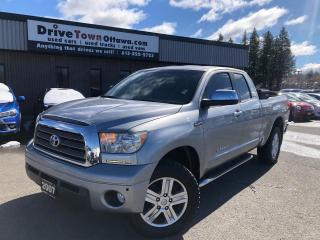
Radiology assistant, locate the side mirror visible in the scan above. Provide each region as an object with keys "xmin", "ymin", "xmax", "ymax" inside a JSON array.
[
  {"xmin": 17, "ymin": 96, "xmax": 26, "ymax": 102},
  {"xmin": 201, "ymin": 90, "xmax": 239, "ymax": 108}
]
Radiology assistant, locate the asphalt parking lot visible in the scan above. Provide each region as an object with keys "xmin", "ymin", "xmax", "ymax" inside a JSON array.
[{"xmin": 0, "ymin": 121, "xmax": 319, "ymax": 240}]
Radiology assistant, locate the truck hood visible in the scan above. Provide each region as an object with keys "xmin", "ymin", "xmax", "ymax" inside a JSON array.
[{"xmin": 42, "ymin": 97, "xmax": 182, "ymax": 130}]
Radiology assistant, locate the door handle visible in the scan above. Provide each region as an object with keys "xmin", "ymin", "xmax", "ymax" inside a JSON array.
[{"xmin": 234, "ymin": 110, "xmax": 243, "ymax": 117}]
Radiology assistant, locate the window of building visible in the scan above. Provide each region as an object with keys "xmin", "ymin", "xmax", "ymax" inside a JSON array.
[
  {"xmin": 0, "ymin": 64, "xmax": 5, "ymax": 83},
  {"xmin": 203, "ymin": 73, "xmax": 233, "ymax": 99},
  {"xmin": 89, "ymin": 68, "xmax": 102, "ymax": 97},
  {"xmin": 56, "ymin": 67, "xmax": 69, "ymax": 88},
  {"xmin": 232, "ymin": 73, "xmax": 251, "ymax": 101}
]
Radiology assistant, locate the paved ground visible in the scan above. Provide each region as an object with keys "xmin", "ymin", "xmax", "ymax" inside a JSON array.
[{"xmin": 0, "ymin": 121, "xmax": 319, "ymax": 240}]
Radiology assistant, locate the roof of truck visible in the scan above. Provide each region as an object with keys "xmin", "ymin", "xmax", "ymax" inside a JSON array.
[{"xmin": 143, "ymin": 65, "xmax": 245, "ymax": 73}]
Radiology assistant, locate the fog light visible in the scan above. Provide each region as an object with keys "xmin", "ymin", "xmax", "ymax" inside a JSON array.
[
  {"xmin": 104, "ymin": 190, "xmax": 125, "ymax": 207},
  {"xmin": 117, "ymin": 192, "xmax": 126, "ymax": 204}
]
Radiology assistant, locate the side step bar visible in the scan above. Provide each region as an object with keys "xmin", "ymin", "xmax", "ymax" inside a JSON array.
[{"xmin": 199, "ymin": 154, "xmax": 254, "ymax": 188}]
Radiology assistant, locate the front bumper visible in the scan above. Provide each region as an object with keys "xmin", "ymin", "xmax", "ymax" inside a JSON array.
[
  {"xmin": 294, "ymin": 110, "xmax": 314, "ymax": 119},
  {"xmin": 0, "ymin": 116, "xmax": 20, "ymax": 133},
  {"xmin": 25, "ymin": 143, "xmax": 156, "ymax": 213}
]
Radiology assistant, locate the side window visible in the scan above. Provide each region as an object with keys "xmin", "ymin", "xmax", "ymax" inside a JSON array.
[
  {"xmin": 203, "ymin": 73, "xmax": 233, "ymax": 99},
  {"xmin": 232, "ymin": 73, "xmax": 251, "ymax": 101},
  {"xmin": 0, "ymin": 64, "xmax": 5, "ymax": 83}
]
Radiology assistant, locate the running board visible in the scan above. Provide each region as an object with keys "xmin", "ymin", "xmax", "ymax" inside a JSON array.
[{"xmin": 199, "ymin": 154, "xmax": 254, "ymax": 188}]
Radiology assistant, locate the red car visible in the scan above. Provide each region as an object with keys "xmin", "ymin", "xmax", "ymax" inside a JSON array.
[{"xmin": 285, "ymin": 94, "xmax": 314, "ymax": 121}]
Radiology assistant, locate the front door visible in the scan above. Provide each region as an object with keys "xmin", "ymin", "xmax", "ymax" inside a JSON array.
[{"xmin": 201, "ymin": 72, "xmax": 243, "ymax": 170}]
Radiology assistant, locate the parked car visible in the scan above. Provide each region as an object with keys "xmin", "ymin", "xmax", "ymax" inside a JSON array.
[
  {"xmin": 26, "ymin": 66, "xmax": 289, "ymax": 237},
  {"xmin": 307, "ymin": 93, "xmax": 320, "ymax": 101},
  {"xmin": 301, "ymin": 89, "xmax": 320, "ymax": 94},
  {"xmin": 280, "ymin": 88, "xmax": 303, "ymax": 93},
  {"xmin": 34, "ymin": 88, "xmax": 85, "ymax": 117},
  {"xmin": 282, "ymin": 93, "xmax": 315, "ymax": 121},
  {"xmin": 0, "ymin": 83, "xmax": 25, "ymax": 134},
  {"xmin": 290, "ymin": 93, "xmax": 320, "ymax": 119}
]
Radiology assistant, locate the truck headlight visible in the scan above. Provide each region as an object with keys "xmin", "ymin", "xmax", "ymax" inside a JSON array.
[
  {"xmin": 295, "ymin": 106, "xmax": 301, "ymax": 111},
  {"xmin": 99, "ymin": 132, "xmax": 148, "ymax": 154},
  {"xmin": 0, "ymin": 109, "xmax": 17, "ymax": 118},
  {"xmin": 36, "ymin": 114, "xmax": 42, "ymax": 123}
]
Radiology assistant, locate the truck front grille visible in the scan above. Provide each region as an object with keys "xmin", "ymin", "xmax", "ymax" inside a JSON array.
[{"xmin": 34, "ymin": 124, "xmax": 86, "ymax": 164}]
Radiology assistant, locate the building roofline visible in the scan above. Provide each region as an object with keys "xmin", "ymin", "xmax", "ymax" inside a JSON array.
[{"xmin": 0, "ymin": 11, "xmax": 248, "ymax": 50}]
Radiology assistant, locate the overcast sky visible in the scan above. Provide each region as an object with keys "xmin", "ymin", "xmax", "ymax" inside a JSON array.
[{"xmin": 1, "ymin": 0, "xmax": 319, "ymax": 72}]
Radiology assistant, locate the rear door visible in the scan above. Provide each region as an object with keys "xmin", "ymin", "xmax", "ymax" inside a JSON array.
[
  {"xmin": 201, "ymin": 72, "xmax": 243, "ymax": 170},
  {"xmin": 231, "ymin": 73, "xmax": 262, "ymax": 151}
]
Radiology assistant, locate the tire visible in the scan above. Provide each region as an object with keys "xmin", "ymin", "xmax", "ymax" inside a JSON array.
[
  {"xmin": 257, "ymin": 126, "xmax": 283, "ymax": 165},
  {"xmin": 288, "ymin": 110, "xmax": 293, "ymax": 122},
  {"xmin": 130, "ymin": 161, "xmax": 200, "ymax": 238}
]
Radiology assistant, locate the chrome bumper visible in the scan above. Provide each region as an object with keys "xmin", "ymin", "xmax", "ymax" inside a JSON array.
[{"xmin": 25, "ymin": 143, "xmax": 155, "ymax": 213}]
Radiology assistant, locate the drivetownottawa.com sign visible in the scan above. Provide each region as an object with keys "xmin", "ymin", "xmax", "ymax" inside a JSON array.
[{"xmin": 27, "ymin": 20, "xmax": 159, "ymax": 60}]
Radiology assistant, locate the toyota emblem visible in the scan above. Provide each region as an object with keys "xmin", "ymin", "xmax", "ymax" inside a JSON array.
[{"xmin": 49, "ymin": 135, "xmax": 60, "ymax": 147}]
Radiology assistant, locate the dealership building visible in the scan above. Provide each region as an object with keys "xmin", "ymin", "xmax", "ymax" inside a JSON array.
[{"xmin": 0, "ymin": 12, "xmax": 248, "ymax": 118}]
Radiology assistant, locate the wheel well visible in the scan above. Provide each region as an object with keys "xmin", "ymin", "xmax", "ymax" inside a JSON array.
[
  {"xmin": 160, "ymin": 146, "xmax": 200, "ymax": 180},
  {"xmin": 272, "ymin": 117, "xmax": 284, "ymax": 142},
  {"xmin": 273, "ymin": 117, "xmax": 284, "ymax": 133}
]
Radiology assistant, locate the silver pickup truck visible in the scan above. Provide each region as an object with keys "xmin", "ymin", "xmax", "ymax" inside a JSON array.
[{"xmin": 25, "ymin": 66, "xmax": 289, "ymax": 237}]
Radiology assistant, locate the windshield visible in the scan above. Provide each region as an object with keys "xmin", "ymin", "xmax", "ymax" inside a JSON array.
[
  {"xmin": 284, "ymin": 93, "xmax": 300, "ymax": 102},
  {"xmin": 104, "ymin": 69, "xmax": 204, "ymax": 104},
  {"xmin": 43, "ymin": 89, "xmax": 85, "ymax": 106},
  {"xmin": 0, "ymin": 90, "xmax": 14, "ymax": 103},
  {"xmin": 295, "ymin": 94, "xmax": 318, "ymax": 102}
]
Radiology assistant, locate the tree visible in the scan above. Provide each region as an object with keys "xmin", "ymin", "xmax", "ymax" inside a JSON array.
[
  {"xmin": 217, "ymin": 33, "xmax": 224, "ymax": 42},
  {"xmin": 242, "ymin": 31, "xmax": 248, "ymax": 45},
  {"xmin": 228, "ymin": 37, "xmax": 234, "ymax": 43},
  {"xmin": 306, "ymin": 70, "xmax": 315, "ymax": 79},
  {"xmin": 259, "ymin": 31, "xmax": 274, "ymax": 89},
  {"xmin": 270, "ymin": 27, "xmax": 295, "ymax": 90},
  {"xmin": 248, "ymin": 28, "xmax": 260, "ymax": 85}
]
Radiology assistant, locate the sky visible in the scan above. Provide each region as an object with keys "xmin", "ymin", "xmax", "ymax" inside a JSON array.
[{"xmin": 0, "ymin": 0, "xmax": 319, "ymax": 72}]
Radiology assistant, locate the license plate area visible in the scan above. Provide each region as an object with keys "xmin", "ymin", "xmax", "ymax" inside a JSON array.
[{"xmin": 41, "ymin": 178, "xmax": 57, "ymax": 198}]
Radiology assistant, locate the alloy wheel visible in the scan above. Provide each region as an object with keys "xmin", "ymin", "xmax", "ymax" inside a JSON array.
[{"xmin": 140, "ymin": 177, "xmax": 189, "ymax": 228}]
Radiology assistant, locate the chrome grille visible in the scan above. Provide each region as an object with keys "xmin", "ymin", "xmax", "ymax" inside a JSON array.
[{"xmin": 34, "ymin": 124, "xmax": 86, "ymax": 164}]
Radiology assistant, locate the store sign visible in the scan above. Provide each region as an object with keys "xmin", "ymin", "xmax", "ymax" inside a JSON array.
[{"xmin": 27, "ymin": 20, "xmax": 159, "ymax": 60}]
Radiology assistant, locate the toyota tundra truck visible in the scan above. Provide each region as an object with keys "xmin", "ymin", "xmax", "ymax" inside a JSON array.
[{"xmin": 25, "ymin": 66, "xmax": 289, "ymax": 237}]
